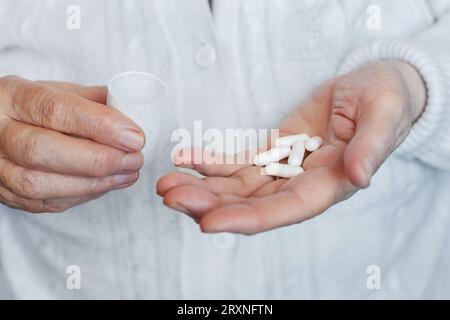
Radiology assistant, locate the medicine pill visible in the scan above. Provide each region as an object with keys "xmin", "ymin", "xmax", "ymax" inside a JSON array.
[
  {"xmin": 264, "ymin": 163, "xmax": 304, "ymax": 179},
  {"xmin": 305, "ymin": 136, "xmax": 323, "ymax": 152},
  {"xmin": 254, "ymin": 146, "xmax": 291, "ymax": 166},
  {"xmin": 275, "ymin": 134, "xmax": 309, "ymax": 147},
  {"xmin": 288, "ymin": 140, "xmax": 306, "ymax": 166},
  {"xmin": 253, "ymin": 133, "xmax": 323, "ymax": 178}
]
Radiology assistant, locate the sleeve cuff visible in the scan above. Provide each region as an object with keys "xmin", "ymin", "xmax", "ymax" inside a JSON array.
[{"xmin": 337, "ymin": 40, "xmax": 448, "ymax": 163}]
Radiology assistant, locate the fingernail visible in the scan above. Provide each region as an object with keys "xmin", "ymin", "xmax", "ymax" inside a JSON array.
[
  {"xmin": 120, "ymin": 130, "xmax": 145, "ymax": 151},
  {"xmin": 122, "ymin": 153, "xmax": 144, "ymax": 171},
  {"xmin": 361, "ymin": 157, "xmax": 376, "ymax": 187},
  {"xmin": 113, "ymin": 172, "xmax": 138, "ymax": 185},
  {"xmin": 166, "ymin": 201, "xmax": 188, "ymax": 213},
  {"xmin": 363, "ymin": 157, "xmax": 376, "ymax": 177}
]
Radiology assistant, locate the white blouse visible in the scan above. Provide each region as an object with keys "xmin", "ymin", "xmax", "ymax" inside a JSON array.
[{"xmin": 0, "ymin": 0, "xmax": 450, "ymax": 299}]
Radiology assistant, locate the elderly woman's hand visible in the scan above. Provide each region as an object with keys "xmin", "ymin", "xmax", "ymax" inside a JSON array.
[
  {"xmin": 157, "ymin": 61, "xmax": 427, "ymax": 235},
  {"xmin": 0, "ymin": 76, "xmax": 145, "ymax": 213}
]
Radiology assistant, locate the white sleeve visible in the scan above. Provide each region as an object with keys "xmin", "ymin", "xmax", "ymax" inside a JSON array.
[{"xmin": 338, "ymin": 2, "xmax": 450, "ymax": 170}]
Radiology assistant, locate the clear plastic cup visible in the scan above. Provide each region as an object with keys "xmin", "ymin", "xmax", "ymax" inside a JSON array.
[{"xmin": 107, "ymin": 71, "xmax": 166, "ymax": 163}]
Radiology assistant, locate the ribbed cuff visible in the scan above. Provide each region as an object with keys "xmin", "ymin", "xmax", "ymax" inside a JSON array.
[{"xmin": 337, "ymin": 40, "xmax": 447, "ymax": 162}]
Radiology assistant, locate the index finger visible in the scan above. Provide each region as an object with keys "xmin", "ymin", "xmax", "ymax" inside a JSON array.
[
  {"xmin": 0, "ymin": 76, "xmax": 145, "ymax": 152},
  {"xmin": 172, "ymin": 147, "xmax": 254, "ymax": 177},
  {"xmin": 37, "ymin": 81, "xmax": 107, "ymax": 104}
]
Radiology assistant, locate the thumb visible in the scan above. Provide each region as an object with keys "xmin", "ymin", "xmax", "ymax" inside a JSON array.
[{"xmin": 343, "ymin": 104, "xmax": 403, "ymax": 189}]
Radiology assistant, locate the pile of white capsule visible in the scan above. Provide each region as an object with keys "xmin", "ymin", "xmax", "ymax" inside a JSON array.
[{"xmin": 253, "ymin": 134, "xmax": 323, "ymax": 179}]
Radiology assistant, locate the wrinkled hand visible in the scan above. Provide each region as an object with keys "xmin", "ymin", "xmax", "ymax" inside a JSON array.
[
  {"xmin": 157, "ymin": 61, "xmax": 426, "ymax": 235},
  {"xmin": 0, "ymin": 76, "xmax": 145, "ymax": 213}
]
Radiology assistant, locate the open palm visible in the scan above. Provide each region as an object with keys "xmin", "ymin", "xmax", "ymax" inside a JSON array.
[{"xmin": 157, "ymin": 62, "xmax": 425, "ymax": 234}]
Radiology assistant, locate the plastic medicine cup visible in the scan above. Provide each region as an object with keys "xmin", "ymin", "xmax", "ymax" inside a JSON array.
[{"xmin": 107, "ymin": 71, "xmax": 166, "ymax": 163}]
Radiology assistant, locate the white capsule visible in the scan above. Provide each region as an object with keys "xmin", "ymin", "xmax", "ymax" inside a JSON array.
[
  {"xmin": 254, "ymin": 146, "xmax": 291, "ymax": 167},
  {"xmin": 275, "ymin": 134, "xmax": 309, "ymax": 147},
  {"xmin": 288, "ymin": 140, "xmax": 306, "ymax": 166},
  {"xmin": 305, "ymin": 136, "xmax": 323, "ymax": 152},
  {"xmin": 264, "ymin": 163, "xmax": 304, "ymax": 179}
]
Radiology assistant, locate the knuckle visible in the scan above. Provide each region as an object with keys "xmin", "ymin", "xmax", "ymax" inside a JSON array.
[
  {"xmin": 21, "ymin": 130, "xmax": 43, "ymax": 165},
  {"xmin": 0, "ymin": 169, "xmax": 8, "ymax": 188},
  {"xmin": 0, "ymin": 194, "xmax": 20, "ymax": 210},
  {"xmin": 0, "ymin": 76, "xmax": 24, "ymax": 110},
  {"xmin": 27, "ymin": 203, "xmax": 56, "ymax": 214},
  {"xmin": 333, "ymin": 85, "xmax": 360, "ymax": 111},
  {"xmin": 25, "ymin": 206, "xmax": 47, "ymax": 214},
  {"xmin": 3, "ymin": 79, "xmax": 79, "ymax": 131},
  {"xmin": 11, "ymin": 82, "xmax": 44, "ymax": 117},
  {"xmin": 90, "ymin": 151, "xmax": 111, "ymax": 176},
  {"xmin": 86, "ymin": 178, "xmax": 102, "ymax": 194},
  {"xmin": 16, "ymin": 171, "xmax": 42, "ymax": 199},
  {"xmin": 0, "ymin": 182, "xmax": 49, "ymax": 214},
  {"xmin": 0, "ymin": 75, "xmax": 22, "ymax": 91},
  {"xmin": 0, "ymin": 120, "xmax": 15, "ymax": 148},
  {"xmin": 34, "ymin": 89, "xmax": 65, "ymax": 127},
  {"xmin": 43, "ymin": 201, "xmax": 69, "ymax": 213},
  {"xmin": 90, "ymin": 109, "xmax": 112, "ymax": 137},
  {"xmin": 0, "ymin": 195, "xmax": 42, "ymax": 214}
]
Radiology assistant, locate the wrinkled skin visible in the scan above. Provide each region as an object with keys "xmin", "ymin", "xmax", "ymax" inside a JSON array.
[
  {"xmin": 0, "ymin": 76, "xmax": 145, "ymax": 213},
  {"xmin": 157, "ymin": 61, "xmax": 427, "ymax": 235}
]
